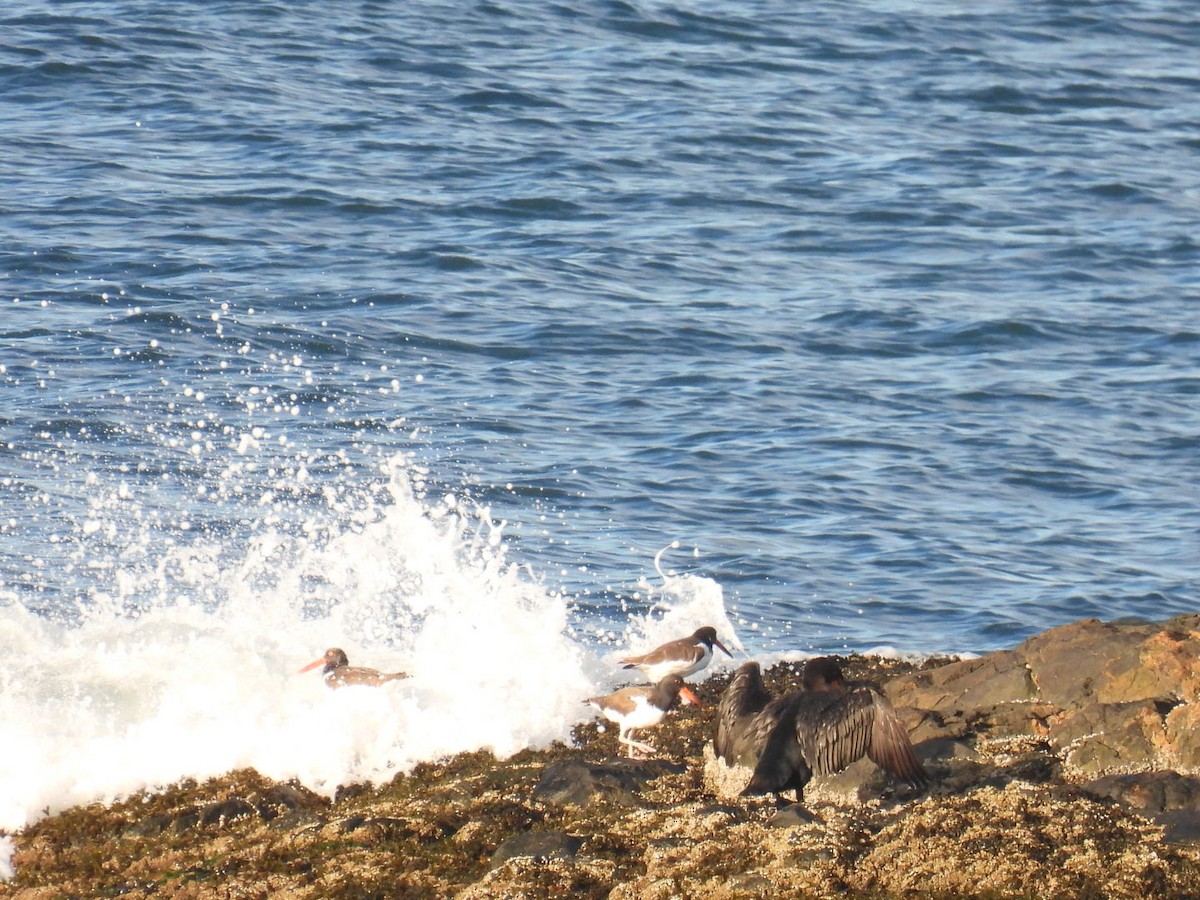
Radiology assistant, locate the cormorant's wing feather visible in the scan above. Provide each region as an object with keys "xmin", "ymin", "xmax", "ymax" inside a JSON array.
[
  {"xmin": 715, "ymin": 662, "xmax": 773, "ymax": 766},
  {"xmin": 799, "ymin": 686, "xmax": 927, "ymax": 786},
  {"xmin": 799, "ymin": 689, "xmax": 875, "ymax": 776},
  {"xmin": 866, "ymin": 690, "xmax": 928, "ymax": 787},
  {"xmin": 732, "ymin": 691, "xmax": 805, "ymax": 768},
  {"xmin": 742, "ymin": 701, "xmax": 813, "ymax": 797}
]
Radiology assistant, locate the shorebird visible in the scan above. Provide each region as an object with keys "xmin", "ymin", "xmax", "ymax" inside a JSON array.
[
  {"xmin": 737, "ymin": 657, "xmax": 928, "ymax": 803},
  {"xmin": 586, "ymin": 674, "xmax": 702, "ymax": 758},
  {"xmin": 619, "ymin": 625, "xmax": 733, "ymax": 682},
  {"xmin": 298, "ymin": 648, "xmax": 410, "ymax": 689}
]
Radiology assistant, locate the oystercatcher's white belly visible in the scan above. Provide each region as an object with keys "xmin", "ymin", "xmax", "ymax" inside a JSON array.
[{"xmin": 606, "ymin": 697, "xmax": 664, "ymax": 730}]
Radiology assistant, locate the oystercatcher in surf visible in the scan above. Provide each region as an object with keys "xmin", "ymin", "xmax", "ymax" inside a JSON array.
[{"xmin": 298, "ymin": 648, "xmax": 410, "ymax": 689}]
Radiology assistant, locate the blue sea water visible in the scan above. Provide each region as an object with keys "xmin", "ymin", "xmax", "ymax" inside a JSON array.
[{"xmin": 0, "ymin": 0, "xmax": 1198, "ymax": 830}]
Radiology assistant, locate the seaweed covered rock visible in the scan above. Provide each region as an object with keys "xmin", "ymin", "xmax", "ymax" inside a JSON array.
[
  {"xmin": 533, "ymin": 758, "xmax": 687, "ymax": 806},
  {"xmin": 5, "ymin": 616, "xmax": 1200, "ymax": 899}
]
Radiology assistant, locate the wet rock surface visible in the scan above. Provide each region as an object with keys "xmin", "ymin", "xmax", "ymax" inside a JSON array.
[
  {"xmin": 532, "ymin": 757, "xmax": 688, "ymax": 806},
  {"xmin": 4, "ymin": 616, "xmax": 1200, "ymax": 898}
]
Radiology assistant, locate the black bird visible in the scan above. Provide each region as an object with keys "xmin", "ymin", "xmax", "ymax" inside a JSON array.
[
  {"xmin": 715, "ymin": 657, "xmax": 846, "ymax": 769},
  {"xmin": 714, "ymin": 660, "xmax": 775, "ymax": 768},
  {"xmin": 740, "ymin": 656, "xmax": 928, "ymax": 803}
]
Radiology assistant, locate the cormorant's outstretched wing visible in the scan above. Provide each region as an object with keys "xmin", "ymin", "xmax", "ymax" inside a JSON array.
[
  {"xmin": 744, "ymin": 685, "xmax": 927, "ymax": 798},
  {"xmin": 801, "ymin": 686, "xmax": 927, "ymax": 787},
  {"xmin": 865, "ymin": 689, "xmax": 928, "ymax": 787},
  {"xmin": 715, "ymin": 661, "xmax": 773, "ymax": 766}
]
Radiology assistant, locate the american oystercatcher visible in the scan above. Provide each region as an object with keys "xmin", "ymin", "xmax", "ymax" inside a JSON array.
[
  {"xmin": 298, "ymin": 648, "xmax": 410, "ymax": 689},
  {"xmin": 618, "ymin": 625, "xmax": 733, "ymax": 682},
  {"xmin": 586, "ymin": 674, "xmax": 702, "ymax": 758}
]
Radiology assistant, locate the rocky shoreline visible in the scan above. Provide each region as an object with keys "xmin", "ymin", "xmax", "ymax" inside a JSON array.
[{"xmin": 5, "ymin": 615, "xmax": 1200, "ymax": 898}]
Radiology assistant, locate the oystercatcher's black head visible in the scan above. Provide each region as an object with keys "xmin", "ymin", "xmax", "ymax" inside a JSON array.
[{"xmin": 693, "ymin": 626, "xmax": 734, "ymax": 658}]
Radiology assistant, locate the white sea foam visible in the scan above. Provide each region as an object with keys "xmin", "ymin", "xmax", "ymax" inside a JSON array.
[
  {"xmin": 0, "ymin": 836, "xmax": 14, "ymax": 881},
  {"xmin": 0, "ymin": 458, "xmax": 737, "ymax": 835}
]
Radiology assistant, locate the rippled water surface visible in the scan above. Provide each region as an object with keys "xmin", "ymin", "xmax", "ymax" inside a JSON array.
[{"xmin": 2, "ymin": 0, "xmax": 1198, "ymax": 655}]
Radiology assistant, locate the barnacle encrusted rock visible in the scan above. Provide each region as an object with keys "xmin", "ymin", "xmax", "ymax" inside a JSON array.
[{"xmin": 4, "ymin": 617, "xmax": 1200, "ymax": 899}]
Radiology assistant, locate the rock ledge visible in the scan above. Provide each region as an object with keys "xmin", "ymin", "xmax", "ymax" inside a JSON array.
[{"xmin": 4, "ymin": 616, "xmax": 1200, "ymax": 899}]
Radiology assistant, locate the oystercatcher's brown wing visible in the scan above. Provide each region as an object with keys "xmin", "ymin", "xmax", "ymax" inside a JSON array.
[
  {"xmin": 588, "ymin": 685, "xmax": 652, "ymax": 716},
  {"xmin": 619, "ymin": 636, "xmax": 699, "ymax": 669}
]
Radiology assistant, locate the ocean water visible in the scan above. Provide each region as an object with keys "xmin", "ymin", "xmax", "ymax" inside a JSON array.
[{"xmin": 1, "ymin": 0, "xmax": 1198, "ymax": 835}]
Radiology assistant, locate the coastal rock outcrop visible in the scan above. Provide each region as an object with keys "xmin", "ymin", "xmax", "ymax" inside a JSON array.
[
  {"xmin": 888, "ymin": 614, "xmax": 1200, "ymax": 776},
  {"xmin": 4, "ymin": 616, "xmax": 1200, "ymax": 899}
]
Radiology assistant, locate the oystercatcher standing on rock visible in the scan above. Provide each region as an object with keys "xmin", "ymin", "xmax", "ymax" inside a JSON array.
[
  {"xmin": 587, "ymin": 674, "xmax": 702, "ymax": 758},
  {"xmin": 619, "ymin": 626, "xmax": 733, "ymax": 682}
]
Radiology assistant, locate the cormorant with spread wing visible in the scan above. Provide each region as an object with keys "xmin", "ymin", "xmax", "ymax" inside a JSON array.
[{"xmin": 715, "ymin": 656, "xmax": 928, "ymax": 803}]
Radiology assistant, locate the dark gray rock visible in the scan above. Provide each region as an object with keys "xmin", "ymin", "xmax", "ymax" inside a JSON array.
[
  {"xmin": 917, "ymin": 738, "xmax": 980, "ymax": 764},
  {"xmin": 1050, "ymin": 700, "xmax": 1163, "ymax": 770},
  {"xmin": 1082, "ymin": 770, "xmax": 1200, "ymax": 846},
  {"xmin": 885, "ymin": 616, "xmax": 1200, "ymax": 776},
  {"xmin": 1083, "ymin": 771, "xmax": 1200, "ymax": 813},
  {"xmin": 335, "ymin": 814, "xmax": 368, "ymax": 833},
  {"xmin": 1155, "ymin": 811, "xmax": 1200, "ymax": 845},
  {"xmin": 124, "ymin": 813, "xmax": 174, "ymax": 838},
  {"xmin": 888, "ymin": 649, "xmax": 1033, "ymax": 713},
  {"xmin": 1167, "ymin": 705, "xmax": 1200, "ymax": 770},
  {"xmin": 199, "ymin": 798, "xmax": 257, "ymax": 827},
  {"xmin": 489, "ymin": 830, "xmax": 583, "ymax": 868},
  {"xmin": 768, "ymin": 803, "xmax": 823, "ymax": 828},
  {"xmin": 254, "ymin": 781, "xmax": 326, "ymax": 820},
  {"xmin": 1020, "ymin": 618, "xmax": 1156, "ymax": 707},
  {"xmin": 532, "ymin": 758, "xmax": 685, "ymax": 806}
]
